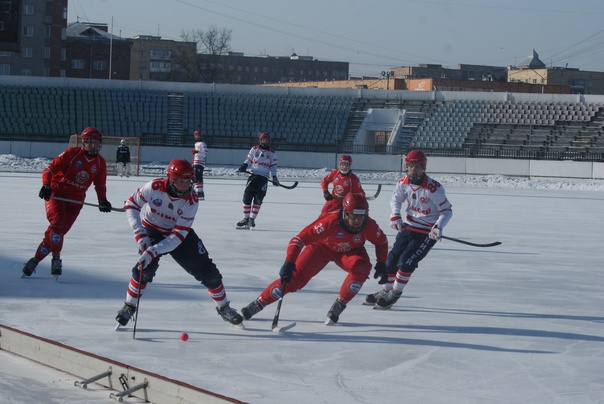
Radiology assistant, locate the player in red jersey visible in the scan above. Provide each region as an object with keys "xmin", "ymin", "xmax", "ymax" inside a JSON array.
[
  {"xmin": 319, "ymin": 155, "xmax": 364, "ymax": 217},
  {"xmin": 22, "ymin": 127, "xmax": 112, "ymax": 279},
  {"xmin": 240, "ymin": 193, "xmax": 389, "ymax": 325}
]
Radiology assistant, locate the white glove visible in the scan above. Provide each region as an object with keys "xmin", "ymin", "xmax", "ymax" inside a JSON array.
[
  {"xmin": 137, "ymin": 246, "xmax": 158, "ymax": 269},
  {"xmin": 134, "ymin": 229, "xmax": 151, "ymax": 252},
  {"xmin": 429, "ymin": 225, "xmax": 442, "ymax": 241},
  {"xmin": 390, "ymin": 215, "xmax": 403, "ymax": 231}
]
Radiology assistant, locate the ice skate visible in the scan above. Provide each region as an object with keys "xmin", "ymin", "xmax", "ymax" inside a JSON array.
[
  {"xmin": 197, "ymin": 191, "xmax": 205, "ymax": 201},
  {"xmin": 374, "ymin": 289, "xmax": 402, "ymax": 310},
  {"xmin": 115, "ymin": 303, "xmax": 137, "ymax": 326},
  {"xmin": 363, "ymin": 288, "xmax": 390, "ymax": 306},
  {"xmin": 248, "ymin": 218, "xmax": 255, "ymax": 229},
  {"xmin": 236, "ymin": 217, "xmax": 250, "ymax": 229},
  {"xmin": 21, "ymin": 258, "xmax": 38, "ymax": 278},
  {"xmin": 325, "ymin": 298, "xmax": 347, "ymax": 325},
  {"xmin": 241, "ymin": 299, "xmax": 264, "ymax": 320},
  {"xmin": 216, "ymin": 303, "xmax": 243, "ymax": 325},
  {"xmin": 51, "ymin": 257, "xmax": 62, "ymax": 279}
]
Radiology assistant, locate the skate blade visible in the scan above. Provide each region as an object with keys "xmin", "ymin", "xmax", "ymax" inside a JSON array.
[
  {"xmin": 272, "ymin": 322, "xmax": 296, "ymax": 333},
  {"xmin": 236, "ymin": 226, "xmax": 250, "ymax": 230},
  {"xmin": 373, "ymin": 304, "xmax": 393, "ymax": 310},
  {"xmin": 232, "ymin": 323, "xmax": 246, "ymax": 330},
  {"xmin": 361, "ymin": 301, "xmax": 376, "ymax": 306},
  {"xmin": 324, "ymin": 318, "xmax": 336, "ymax": 326}
]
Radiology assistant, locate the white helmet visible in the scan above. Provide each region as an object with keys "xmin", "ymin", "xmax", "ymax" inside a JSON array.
[{"xmin": 120, "ymin": 139, "xmax": 126, "ymax": 145}]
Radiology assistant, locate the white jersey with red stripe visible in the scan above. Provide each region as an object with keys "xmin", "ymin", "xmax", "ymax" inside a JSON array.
[
  {"xmin": 192, "ymin": 141, "xmax": 208, "ymax": 166},
  {"xmin": 390, "ymin": 174, "xmax": 452, "ymax": 230},
  {"xmin": 125, "ymin": 178, "xmax": 198, "ymax": 255},
  {"xmin": 243, "ymin": 145, "xmax": 277, "ymax": 179}
]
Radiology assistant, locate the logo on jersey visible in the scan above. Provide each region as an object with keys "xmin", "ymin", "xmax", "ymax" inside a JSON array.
[
  {"xmin": 51, "ymin": 233, "xmax": 62, "ymax": 244},
  {"xmin": 152, "ymin": 199, "xmax": 163, "ymax": 207},
  {"xmin": 75, "ymin": 170, "xmax": 90, "ymax": 184},
  {"xmin": 168, "ymin": 203, "xmax": 174, "ymax": 210},
  {"xmin": 335, "ymin": 231, "xmax": 344, "ymax": 239},
  {"xmin": 90, "ymin": 164, "xmax": 97, "ymax": 174},
  {"xmin": 348, "ymin": 282, "xmax": 362, "ymax": 293},
  {"xmin": 177, "ymin": 208, "xmax": 183, "ymax": 216},
  {"xmin": 353, "ymin": 235, "xmax": 362, "ymax": 243},
  {"xmin": 74, "ymin": 160, "xmax": 83, "ymax": 168},
  {"xmin": 335, "ymin": 242, "xmax": 352, "ymax": 252}
]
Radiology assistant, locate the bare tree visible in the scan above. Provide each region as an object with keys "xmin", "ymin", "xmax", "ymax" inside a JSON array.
[{"xmin": 179, "ymin": 25, "xmax": 233, "ymax": 83}]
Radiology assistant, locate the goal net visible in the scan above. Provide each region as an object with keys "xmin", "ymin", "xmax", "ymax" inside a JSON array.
[{"xmin": 69, "ymin": 135, "xmax": 141, "ymax": 176}]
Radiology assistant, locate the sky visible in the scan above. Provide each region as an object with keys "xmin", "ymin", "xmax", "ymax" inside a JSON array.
[
  {"xmin": 1, "ymin": 156, "xmax": 603, "ymax": 403},
  {"xmin": 67, "ymin": 0, "xmax": 604, "ymax": 77}
]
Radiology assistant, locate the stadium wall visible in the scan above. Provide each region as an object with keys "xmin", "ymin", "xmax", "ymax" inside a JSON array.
[{"xmin": 2, "ymin": 141, "xmax": 603, "ymax": 179}]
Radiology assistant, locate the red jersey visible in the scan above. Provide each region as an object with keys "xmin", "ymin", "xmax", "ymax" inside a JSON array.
[
  {"xmin": 320, "ymin": 170, "xmax": 364, "ymax": 201},
  {"xmin": 286, "ymin": 211, "xmax": 388, "ymax": 263},
  {"xmin": 42, "ymin": 147, "xmax": 108, "ymax": 201}
]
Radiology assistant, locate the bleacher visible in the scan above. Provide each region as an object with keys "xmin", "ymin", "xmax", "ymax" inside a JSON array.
[{"xmin": 1, "ymin": 77, "xmax": 603, "ymax": 161}]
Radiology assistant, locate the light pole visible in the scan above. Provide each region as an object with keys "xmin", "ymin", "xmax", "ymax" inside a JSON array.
[{"xmin": 381, "ymin": 71, "xmax": 394, "ymax": 90}]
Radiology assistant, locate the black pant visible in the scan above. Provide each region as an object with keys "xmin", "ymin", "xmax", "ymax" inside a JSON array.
[
  {"xmin": 242, "ymin": 174, "xmax": 268, "ymax": 206},
  {"xmin": 132, "ymin": 228, "xmax": 222, "ymax": 289}
]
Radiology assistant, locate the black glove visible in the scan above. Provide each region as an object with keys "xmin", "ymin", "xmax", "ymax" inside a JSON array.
[
  {"xmin": 279, "ymin": 261, "xmax": 295, "ymax": 283},
  {"xmin": 98, "ymin": 199, "xmax": 112, "ymax": 213},
  {"xmin": 373, "ymin": 262, "xmax": 388, "ymax": 285},
  {"xmin": 238, "ymin": 163, "xmax": 248, "ymax": 173},
  {"xmin": 323, "ymin": 190, "xmax": 333, "ymax": 201},
  {"xmin": 272, "ymin": 177, "xmax": 280, "ymax": 186},
  {"xmin": 38, "ymin": 184, "xmax": 51, "ymax": 200}
]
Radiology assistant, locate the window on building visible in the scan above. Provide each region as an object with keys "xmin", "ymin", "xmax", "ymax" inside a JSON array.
[
  {"xmin": 150, "ymin": 49, "xmax": 171, "ymax": 60},
  {"xmin": 93, "ymin": 60, "xmax": 107, "ymax": 70},
  {"xmin": 21, "ymin": 68, "xmax": 32, "ymax": 76},
  {"xmin": 24, "ymin": 4, "xmax": 34, "ymax": 15},
  {"xmin": 71, "ymin": 59, "xmax": 85, "ymax": 69},
  {"xmin": 23, "ymin": 26, "xmax": 34, "ymax": 37},
  {"xmin": 46, "ymin": 25, "xmax": 51, "ymax": 38},
  {"xmin": 0, "ymin": 64, "xmax": 10, "ymax": 75},
  {"xmin": 61, "ymin": 48, "xmax": 66, "ymax": 61},
  {"xmin": 22, "ymin": 48, "xmax": 33, "ymax": 58},
  {"xmin": 44, "ymin": 47, "xmax": 50, "ymax": 59}
]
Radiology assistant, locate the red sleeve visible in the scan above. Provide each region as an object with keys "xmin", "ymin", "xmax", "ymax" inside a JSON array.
[
  {"xmin": 94, "ymin": 156, "xmax": 108, "ymax": 200},
  {"xmin": 285, "ymin": 213, "xmax": 339, "ymax": 261},
  {"xmin": 352, "ymin": 173, "xmax": 365, "ymax": 197},
  {"xmin": 320, "ymin": 170, "xmax": 337, "ymax": 192},
  {"xmin": 364, "ymin": 218, "xmax": 388, "ymax": 262}
]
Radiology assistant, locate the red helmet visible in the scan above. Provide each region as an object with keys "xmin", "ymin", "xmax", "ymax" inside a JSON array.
[
  {"xmin": 167, "ymin": 159, "xmax": 194, "ymax": 180},
  {"xmin": 343, "ymin": 193, "xmax": 368, "ymax": 215},
  {"xmin": 339, "ymin": 155, "xmax": 352, "ymax": 165},
  {"xmin": 194, "ymin": 130, "xmax": 201, "ymax": 137},
  {"xmin": 339, "ymin": 155, "xmax": 352, "ymax": 174},
  {"xmin": 405, "ymin": 150, "xmax": 427, "ymax": 166},
  {"xmin": 80, "ymin": 127, "xmax": 102, "ymax": 141},
  {"xmin": 259, "ymin": 132, "xmax": 271, "ymax": 142}
]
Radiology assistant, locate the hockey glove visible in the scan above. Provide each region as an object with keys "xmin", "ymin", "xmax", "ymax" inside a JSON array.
[
  {"xmin": 279, "ymin": 261, "xmax": 295, "ymax": 283},
  {"xmin": 238, "ymin": 163, "xmax": 248, "ymax": 173},
  {"xmin": 39, "ymin": 184, "xmax": 51, "ymax": 200},
  {"xmin": 138, "ymin": 246, "xmax": 159, "ymax": 269},
  {"xmin": 429, "ymin": 225, "xmax": 442, "ymax": 241},
  {"xmin": 272, "ymin": 177, "xmax": 280, "ymax": 186},
  {"xmin": 373, "ymin": 262, "xmax": 388, "ymax": 285},
  {"xmin": 323, "ymin": 190, "xmax": 333, "ymax": 201},
  {"xmin": 191, "ymin": 149, "xmax": 198, "ymax": 154},
  {"xmin": 98, "ymin": 199, "xmax": 112, "ymax": 213},
  {"xmin": 134, "ymin": 229, "xmax": 152, "ymax": 252},
  {"xmin": 390, "ymin": 215, "xmax": 403, "ymax": 231}
]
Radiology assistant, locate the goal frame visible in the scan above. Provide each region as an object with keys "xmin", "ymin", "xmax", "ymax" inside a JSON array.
[{"xmin": 69, "ymin": 135, "xmax": 141, "ymax": 176}]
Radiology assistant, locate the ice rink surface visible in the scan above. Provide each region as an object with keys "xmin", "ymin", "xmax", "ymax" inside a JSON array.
[{"xmin": 1, "ymin": 169, "xmax": 603, "ymax": 403}]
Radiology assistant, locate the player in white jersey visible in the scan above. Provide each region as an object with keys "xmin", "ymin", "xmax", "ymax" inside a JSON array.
[
  {"xmin": 191, "ymin": 130, "xmax": 208, "ymax": 200},
  {"xmin": 115, "ymin": 159, "xmax": 243, "ymax": 327},
  {"xmin": 236, "ymin": 132, "xmax": 279, "ymax": 229},
  {"xmin": 364, "ymin": 150, "xmax": 453, "ymax": 309}
]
